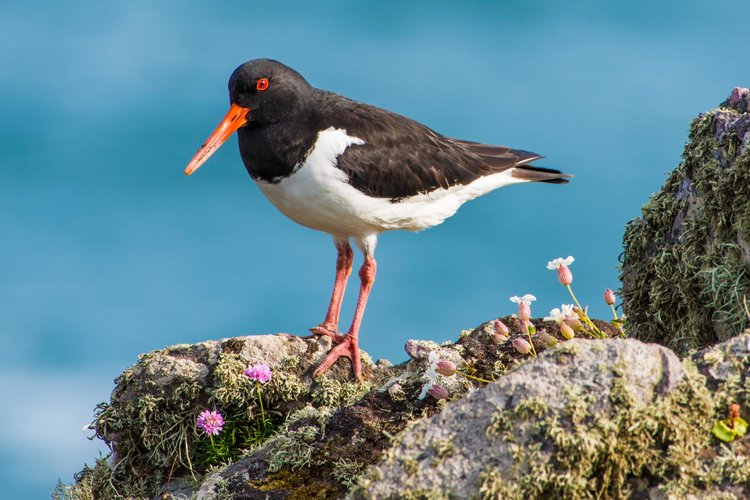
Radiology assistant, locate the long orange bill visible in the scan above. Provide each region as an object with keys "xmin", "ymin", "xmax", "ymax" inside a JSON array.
[{"xmin": 184, "ymin": 103, "xmax": 251, "ymax": 175}]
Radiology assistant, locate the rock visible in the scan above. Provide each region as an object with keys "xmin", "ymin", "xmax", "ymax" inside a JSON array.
[
  {"xmin": 621, "ymin": 87, "xmax": 750, "ymax": 355},
  {"xmin": 356, "ymin": 339, "xmax": 685, "ymax": 499},
  {"xmin": 61, "ymin": 323, "xmax": 750, "ymax": 499},
  {"xmin": 78, "ymin": 334, "xmax": 391, "ymax": 499}
]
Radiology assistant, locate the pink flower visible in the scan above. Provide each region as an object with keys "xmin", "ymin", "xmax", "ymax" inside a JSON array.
[
  {"xmin": 547, "ymin": 257, "xmax": 574, "ymax": 286},
  {"xmin": 244, "ymin": 363, "xmax": 273, "ymax": 383},
  {"xmin": 428, "ymin": 384, "xmax": 450, "ymax": 400},
  {"xmin": 196, "ymin": 409, "xmax": 225, "ymax": 436},
  {"xmin": 604, "ymin": 289, "xmax": 616, "ymax": 306}
]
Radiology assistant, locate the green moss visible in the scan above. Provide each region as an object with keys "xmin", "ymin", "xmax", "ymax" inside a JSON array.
[
  {"xmin": 622, "ymin": 104, "xmax": 750, "ymax": 354},
  {"xmin": 251, "ymin": 468, "xmax": 340, "ymax": 500}
]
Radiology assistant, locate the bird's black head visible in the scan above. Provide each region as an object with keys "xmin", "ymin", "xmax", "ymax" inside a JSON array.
[
  {"xmin": 228, "ymin": 59, "xmax": 313, "ymax": 125},
  {"xmin": 184, "ymin": 59, "xmax": 315, "ymax": 176}
]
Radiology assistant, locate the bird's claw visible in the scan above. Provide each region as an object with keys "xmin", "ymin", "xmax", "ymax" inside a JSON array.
[
  {"xmin": 313, "ymin": 334, "xmax": 362, "ymax": 381},
  {"xmin": 309, "ymin": 323, "xmax": 346, "ymax": 344}
]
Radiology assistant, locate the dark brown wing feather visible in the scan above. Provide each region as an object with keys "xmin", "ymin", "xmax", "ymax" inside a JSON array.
[{"xmin": 325, "ymin": 94, "xmax": 570, "ymax": 199}]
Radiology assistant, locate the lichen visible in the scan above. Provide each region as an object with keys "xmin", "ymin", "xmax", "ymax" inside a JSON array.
[
  {"xmin": 331, "ymin": 457, "xmax": 366, "ymax": 489},
  {"xmin": 311, "ymin": 378, "xmax": 372, "ymax": 408},
  {"xmin": 478, "ymin": 360, "xmax": 750, "ymax": 499},
  {"xmin": 266, "ymin": 405, "xmax": 332, "ymax": 473}
]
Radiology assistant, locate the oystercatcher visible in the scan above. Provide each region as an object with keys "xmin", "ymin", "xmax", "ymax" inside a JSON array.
[{"xmin": 184, "ymin": 59, "xmax": 571, "ymax": 380}]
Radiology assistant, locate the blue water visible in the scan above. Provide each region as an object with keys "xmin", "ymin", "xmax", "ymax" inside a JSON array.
[{"xmin": 2, "ymin": 1, "xmax": 748, "ymax": 497}]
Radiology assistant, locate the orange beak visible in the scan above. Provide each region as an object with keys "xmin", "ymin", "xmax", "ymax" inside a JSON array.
[{"xmin": 184, "ymin": 103, "xmax": 251, "ymax": 175}]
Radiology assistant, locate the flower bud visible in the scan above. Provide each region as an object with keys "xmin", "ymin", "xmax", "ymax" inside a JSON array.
[
  {"xmin": 512, "ymin": 337, "xmax": 532, "ymax": 355},
  {"xmin": 494, "ymin": 319, "xmax": 509, "ymax": 336},
  {"xmin": 435, "ymin": 359, "xmax": 457, "ymax": 377},
  {"xmin": 560, "ymin": 322, "xmax": 575, "ymax": 340},
  {"xmin": 492, "ymin": 320, "xmax": 509, "ymax": 344},
  {"xmin": 604, "ymin": 288, "xmax": 616, "ymax": 306},
  {"xmin": 537, "ymin": 329, "xmax": 558, "ymax": 348},
  {"xmin": 567, "ymin": 317, "xmax": 584, "ymax": 331},
  {"xmin": 428, "ymin": 384, "xmax": 449, "ymax": 400},
  {"xmin": 557, "ymin": 265, "xmax": 573, "ymax": 286},
  {"xmin": 518, "ymin": 302, "xmax": 531, "ymax": 321}
]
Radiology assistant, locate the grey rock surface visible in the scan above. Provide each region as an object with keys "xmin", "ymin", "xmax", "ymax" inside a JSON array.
[{"xmin": 357, "ymin": 339, "xmax": 684, "ymax": 498}]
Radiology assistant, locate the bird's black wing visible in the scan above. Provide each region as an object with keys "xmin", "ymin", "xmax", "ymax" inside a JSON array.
[{"xmin": 326, "ymin": 95, "xmax": 568, "ymax": 201}]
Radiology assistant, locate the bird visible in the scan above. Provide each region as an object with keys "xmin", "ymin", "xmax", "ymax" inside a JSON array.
[{"xmin": 184, "ymin": 59, "xmax": 571, "ymax": 381}]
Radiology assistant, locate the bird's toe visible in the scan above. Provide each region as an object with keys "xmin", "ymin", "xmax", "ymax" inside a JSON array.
[{"xmin": 309, "ymin": 323, "xmax": 346, "ymax": 343}]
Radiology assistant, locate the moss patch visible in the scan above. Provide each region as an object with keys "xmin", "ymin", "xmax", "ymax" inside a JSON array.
[{"xmin": 622, "ymin": 95, "xmax": 750, "ymax": 354}]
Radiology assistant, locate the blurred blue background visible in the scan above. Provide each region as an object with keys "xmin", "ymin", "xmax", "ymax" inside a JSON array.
[{"xmin": 2, "ymin": 0, "xmax": 748, "ymax": 497}]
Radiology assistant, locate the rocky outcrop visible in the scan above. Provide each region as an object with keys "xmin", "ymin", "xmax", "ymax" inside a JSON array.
[
  {"xmin": 621, "ymin": 87, "xmax": 750, "ymax": 355},
  {"xmin": 358, "ymin": 339, "xmax": 686, "ymax": 499},
  {"xmin": 58, "ymin": 319, "xmax": 750, "ymax": 499}
]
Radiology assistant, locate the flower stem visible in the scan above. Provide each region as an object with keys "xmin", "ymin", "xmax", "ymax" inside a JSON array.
[
  {"xmin": 567, "ymin": 285, "xmax": 606, "ymax": 338},
  {"xmin": 209, "ymin": 434, "xmax": 217, "ymax": 454},
  {"xmin": 456, "ymin": 371, "xmax": 492, "ymax": 384},
  {"xmin": 256, "ymin": 382, "xmax": 267, "ymax": 425},
  {"xmin": 610, "ymin": 304, "xmax": 618, "ymax": 320},
  {"xmin": 526, "ymin": 327, "xmax": 538, "ymax": 357},
  {"xmin": 566, "ymin": 284, "xmax": 583, "ymax": 311}
]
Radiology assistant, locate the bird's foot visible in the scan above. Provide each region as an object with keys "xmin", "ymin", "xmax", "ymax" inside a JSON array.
[
  {"xmin": 314, "ymin": 334, "xmax": 362, "ymax": 381},
  {"xmin": 308, "ymin": 322, "xmax": 346, "ymax": 344}
]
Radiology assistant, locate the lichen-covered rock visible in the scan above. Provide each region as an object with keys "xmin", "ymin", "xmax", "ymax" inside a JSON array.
[
  {"xmin": 76, "ymin": 334, "xmax": 389, "ymax": 498},
  {"xmin": 62, "ymin": 322, "xmax": 750, "ymax": 499},
  {"xmin": 691, "ymin": 332, "xmax": 750, "ymax": 412},
  {"xmin": 355, "ymin": 339, "xmax": 688, "ymax": 499},
  {"xmin": 621, "ymin": 87, "xmax": 750, "ymax": 355},
  {"xmin": 62, "ymin": 315, "xmax": 603, "ymax": 499}
]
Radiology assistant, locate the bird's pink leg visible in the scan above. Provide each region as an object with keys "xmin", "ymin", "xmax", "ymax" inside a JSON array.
[
  {"xmin": 314, "ymin": 256, "xmax": 376, "ymax": 381},
  {"xmin": 309, "ymin": 241, "xmax": 354, "ymax": 343}
]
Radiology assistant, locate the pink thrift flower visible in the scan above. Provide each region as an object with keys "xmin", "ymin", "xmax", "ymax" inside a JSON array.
[
  {"xmin": 245, "ymin": 363, "xmax": 273, "ymax": 383},
  {"xmin": 435, "ymin": 359, "xmax": 457, "ymax": 377},
  {"xmin": 196, "ymin": 409, "xmax": 225, "ymax": 436},
  {"xmin": 428, "ymin": 384, "xmax": 450, "ymax": 400},
  {"xmin": 512, "ymin": 337, "xmax": 532, "ymax": 355},
  {"xmin": 604, "ymin": 289, "xmax": 616, "ymax": 306},
  {"xmin": 547, "ymin": 257, "xmax": 575, "ymax": 286}
]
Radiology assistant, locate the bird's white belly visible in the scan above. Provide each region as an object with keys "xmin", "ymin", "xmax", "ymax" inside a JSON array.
[{"xmin": 256, "ymin": 127, "xmax": 527, "ymax": 239}]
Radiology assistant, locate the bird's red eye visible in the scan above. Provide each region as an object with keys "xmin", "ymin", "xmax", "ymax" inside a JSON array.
[{"xmin": 256, "ymin": 78, "xmax": 269, "ymax": 91}]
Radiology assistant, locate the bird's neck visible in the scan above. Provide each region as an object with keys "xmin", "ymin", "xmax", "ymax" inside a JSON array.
[{"xmin": 238, "ymin": 105, "xmax": 323, "ymax": 183}]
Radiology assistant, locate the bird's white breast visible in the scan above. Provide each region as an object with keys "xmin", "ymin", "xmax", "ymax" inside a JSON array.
[{"xmin": 255, "ymin": 127, "xmax": 527, "ymax": 239}]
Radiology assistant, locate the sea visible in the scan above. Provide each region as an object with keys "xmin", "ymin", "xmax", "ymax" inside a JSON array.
[{"xmin": 1, "ymin": 0, "xmax": 748, "ymax": 497}]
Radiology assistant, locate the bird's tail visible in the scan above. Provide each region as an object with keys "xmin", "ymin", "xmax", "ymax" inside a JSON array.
[{"xmin": 511, "ymin": 165, "xmax": 573, "ymax": 184}]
